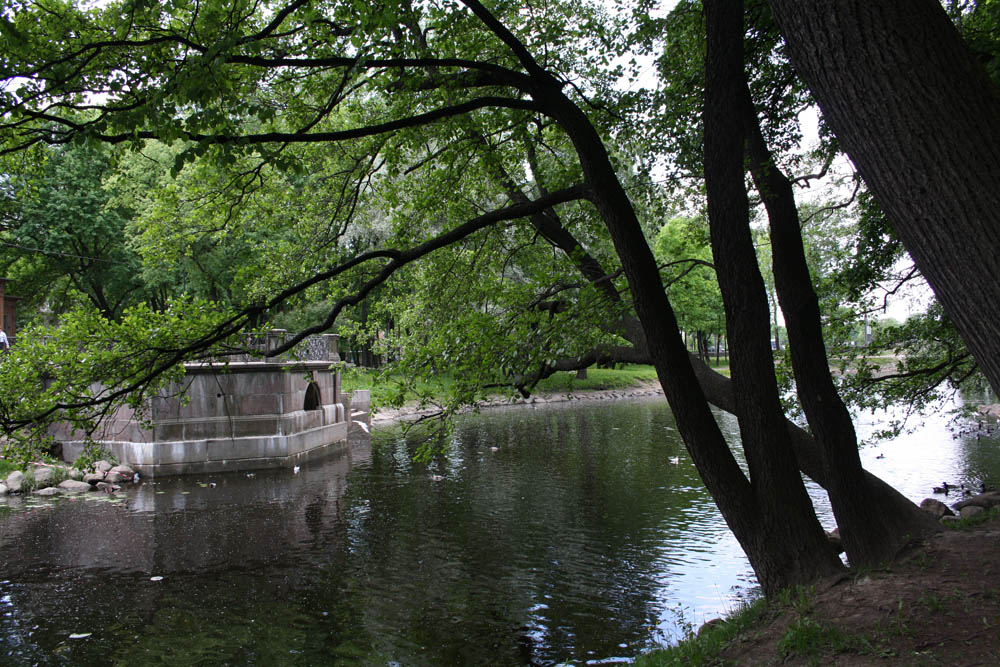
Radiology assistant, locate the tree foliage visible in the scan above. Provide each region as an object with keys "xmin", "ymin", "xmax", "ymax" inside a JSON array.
[
  {"xmin": 0, "ymin": 143, "xmax": 148, "ymax": 320},
  {"xmin": 653, "ymin": 216, "xmax": 724, "ymax": 340},
  {"xmin": 0, "ymin": 297, "xmax": 233, "ymax": 463},
  {"xmin": 0, "ymin": 0, "xmax": 992, "ymax": 594}
]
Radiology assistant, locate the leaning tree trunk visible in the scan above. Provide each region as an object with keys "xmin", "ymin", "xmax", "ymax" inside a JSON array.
[
  {"xmin": 768, "ymin": 0, "xmax": 1000, "ymax": 396},
  {"xmin": 741, "ymin": 79, "xmax": 939, "ymax": 566},
  {"xmin": 703, "ymin": 0, "xmax": 845, "ymax": 587},
  {"xmin": 530, "ymin": 45, "xmax": 846, "ymax": 596},
  {"xmin": 487, "ymin": 155, "xmax": 938, "ymax": 553},
  {"xmin": 508, "ymin": 184, "xmax": 934, "ymax": 538}
]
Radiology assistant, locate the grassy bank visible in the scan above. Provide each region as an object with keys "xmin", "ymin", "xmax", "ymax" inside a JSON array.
[
  {"xmin": 340, "ymin": 364, "xmax": 669, "ymax": 406},
  {"xmin": 635, "ymin": 512, "xmax": 1000, "ymax": 666}
]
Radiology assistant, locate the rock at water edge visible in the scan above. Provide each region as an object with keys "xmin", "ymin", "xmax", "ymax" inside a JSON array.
[
  {"xmin": 960, "ymin": 505, "xmax": 985, "ymax": 519},
  {"xmin": 5, "ymin": 471, "xmax": 24, "ymax": 494},
  {"xmin": 58, "ymin": 480, "xmax": 93, "ymax": 493},
  {"xmin": 953, "ymin": 490, "xmax": 1000, "ymax": 511},
  {"xmin": 826, "ymin": 527, "xmax": 844, "ymax": 554},
  {"xmin": 110, "ymin": 464, "xmax": 135, "ymax": 478},
  {"xmin": 83, "ymin": 473, "xmax": 104, "ymax": 485},
  {"xmin": 0, "ymin": 482, "xmax": 7, "ymax": 496},
  {"xmin": 920, "ymin": 498, "xmax": 955, "ymax": 519},
  {"xmin": 95, "ymin": 460, "xmax": 113, "ymax": 473},
  {"xmin": 34, "ymin": 487, "xmax": 62, "ymax": 497},
  {"xmin": 32, "ymin": 466, "xmax": 55, "ymax": 489}
]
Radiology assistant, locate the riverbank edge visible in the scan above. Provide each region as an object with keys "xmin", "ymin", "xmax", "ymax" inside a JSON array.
[
  {"xmin": 634, "ymin": 511, "xmax": 1000, "ymax": 666},
  {"xmin": 369, "ymin": 381, "xmax": 667, "ymax": 427}
]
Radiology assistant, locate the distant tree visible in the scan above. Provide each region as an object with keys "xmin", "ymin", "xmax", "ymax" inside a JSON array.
[
  {"xmin": 0, "ymin": 144, "xmax": 147, "ymax": 320},
  {"xmin": 653, "ymin": 216, "xmax": 724, "ymax": 360}
]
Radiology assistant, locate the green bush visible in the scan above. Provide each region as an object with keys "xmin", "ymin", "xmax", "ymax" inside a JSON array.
[{"xmin": 72, "ymin": 441, "xmax": 116, "ymax": 474}]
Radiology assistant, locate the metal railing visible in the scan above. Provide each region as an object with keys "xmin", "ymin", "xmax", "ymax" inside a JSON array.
[{"xmin": 201, "ymin": 330, "xmax": 341, "ymax": 364}]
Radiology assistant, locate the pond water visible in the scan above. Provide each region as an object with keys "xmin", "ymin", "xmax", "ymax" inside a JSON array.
[{"xmin": 3, "ymin": 394, "xmax": 1000, "ymax": 665}]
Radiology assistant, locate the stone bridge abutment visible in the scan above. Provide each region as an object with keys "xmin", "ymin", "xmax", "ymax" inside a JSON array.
[{"xmin": 56, "ymin": 332, "xmax": 371, "ymax": 477}]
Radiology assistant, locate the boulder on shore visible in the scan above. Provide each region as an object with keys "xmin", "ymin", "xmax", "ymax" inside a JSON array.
[
  {"xmin": 33, "ymin": 487, "xmax": 61, "ymax": 497},
  {"xmin": 960, "ymin": 505, "xmax": 985, "ymax": 519},
  {"xmin": 976, "ymin": 404, "xmax": 1000, "ymax": 418},
  {"xmin": 110, "ymin": 465, "xmax": 135, "ymax": 478},
  {"xmin": 826, "ymin": 527, "xmax": 844, "ymax": 554},
  {"xmin": 57, "ymin": 480, "xmax": 93, "ymax": 493},
  {"xmin": 32, "ymin": 466, "xmax": 55, "ymax": 489},
  {"xmin": 5, "ymin": 470, "xmax": 24, "ymax": 494},
  {"xmin": 920, "ymin": 498, "xmax": 955, "ymax": 519},
  {"xmin": 95, "ymin": 460, "xmax": 113, "ymax": 473},
  {"xmin": 952, "ymin": 491, "xmax": 1000, "ymax": 512}
]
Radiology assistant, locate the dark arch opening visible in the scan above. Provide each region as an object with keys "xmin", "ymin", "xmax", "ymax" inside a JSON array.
[{"xmin": 304, "ymin": 381, "xmax": 322, "ymax": 411}]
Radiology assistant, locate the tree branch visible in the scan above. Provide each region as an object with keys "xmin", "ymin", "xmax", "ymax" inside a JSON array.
[
  {"xmin": 12, "ymin": 97, "xmax": 543, "ymax": 152},
  {"xmin": 267, "ymin": 185, "xmax": 588, "ymax": 354}
]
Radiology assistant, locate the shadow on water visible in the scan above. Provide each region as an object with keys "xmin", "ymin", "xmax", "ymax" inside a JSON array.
[{"xmin": 2, "ymin": 393, "xmax": 1000, "ymax": 665}]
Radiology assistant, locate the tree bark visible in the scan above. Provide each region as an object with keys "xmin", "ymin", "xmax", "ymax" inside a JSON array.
[
  {"xmin": 497, "ymin": 144, "xmax": 939, "ymax": 572},
  {"xmin": 768, "ymin": 0, "xmax": 1000, "ymax": 395},
  {"xmin": 741, "ymin": 79, "xmax": 939, "ymax": 565},
  {"xmin": 535, "ymin": 89, "xmax": 776, "ymax": 588},
  {"xmin": 703, "ymin": 0, "xmax": 844, "ymax": 589}
]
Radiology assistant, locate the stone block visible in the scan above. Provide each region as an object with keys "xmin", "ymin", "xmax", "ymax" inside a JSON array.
[
  {"xmin": 117, "ymin": 442, "xmax": 155, "ymax": 466},
  {"xmin": 207, "ymin": 437, "xmax": 263, "ymax": 461},
  {"xmin": 351, "ymin": 390, "xmax": 371, "ymax": 409},
  {"xmin": 153, "ymin": 441, "xmax": 206, "ymax": 465},
  {"xmin": 233, "ymin": 417, "xmax": 280, "ymax": 438},
  {"xmin": 183, "ymin": 419, "xmax": 229, "ymax": 441},
  {"xmin": 240, "ymin": 373, "xmax": 284, "ymax": 395},
  {"xmin": 153, "ymin": 422, "xmax": 185, "ymax": 442},
  {"xmin": 238, "ymin": 394, "xmax": 281, "ymax": 416},
  {"xmin": 150, "ymin": 393, "xmax": 187, "ymax": 420},
  {"xmin": 260, "ymin": 436, "xmax": 286, "ymax": 459}
]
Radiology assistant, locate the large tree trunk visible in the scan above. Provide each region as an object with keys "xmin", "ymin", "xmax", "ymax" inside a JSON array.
[
  {"xmin": 531, "ymin": 58, "xmax": 848, "ymax": 596},
  {"xmin": 495, "ymin": 136, "xmax": 938, "ymax": 572},
  {"xmin": 768, "ymin": 0, "xmax": 1000, "ymax": 395},
  {"xmin": 741, "ymin": 79, "xmax": 939, "ymax": 565},
  {"xmin": 703, "ymin": 0, "xmax": 844, "ymax": 588}
]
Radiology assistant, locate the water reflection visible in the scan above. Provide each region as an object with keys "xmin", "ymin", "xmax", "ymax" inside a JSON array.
[{"xmin": 1, "ymin": 395, "xmax": 999, "ymax": 665}]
